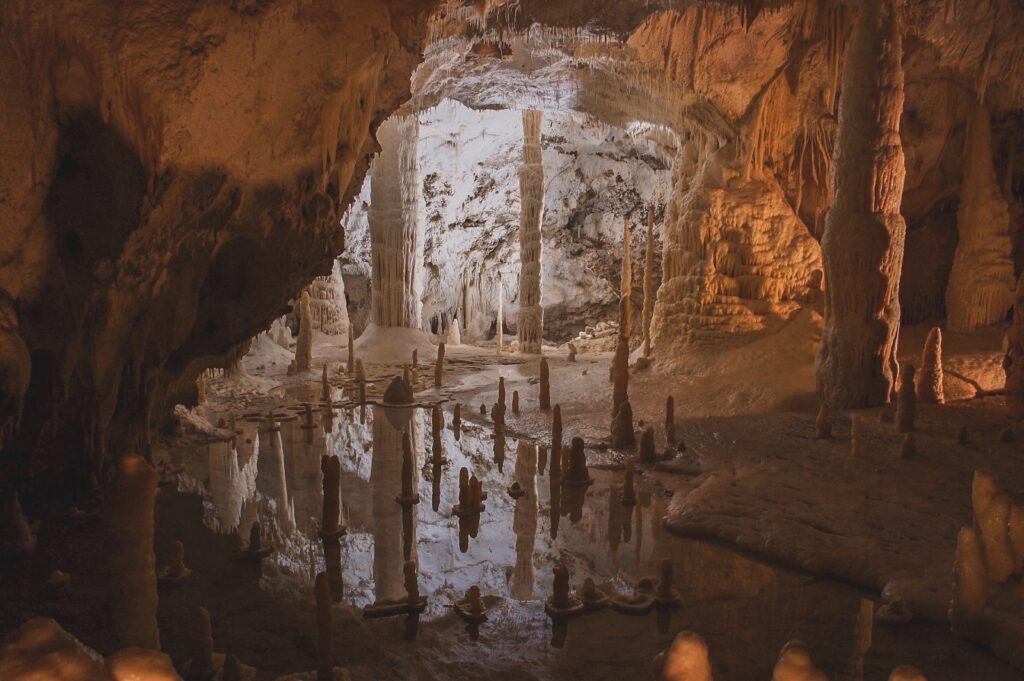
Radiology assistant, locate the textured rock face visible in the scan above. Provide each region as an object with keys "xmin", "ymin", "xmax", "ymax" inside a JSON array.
[
  {"xmin": 0, "ymin": 0, "xmax": 432, "ymax": 471},
  {"xmin": 651, "ymin": 144, "xmax": 822, "ymax": 349},
  {"xmin": 816, "ymin": 0, "xmax": 907, "ymax": 409}
]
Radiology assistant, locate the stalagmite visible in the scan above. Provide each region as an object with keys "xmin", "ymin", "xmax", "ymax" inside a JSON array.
[
  {"xmin": 292, "ymin": 291, "xmax": 313, "ymax": 373},
  {"xmin": 496, "ymin": 274, "xmax": 504, "ymax": 355},
  {"xmin": 611, "ymin": 400, "xmax": 635, "ymax": 448},
  {"xmin": 611, "ymin": 335, "xmax": 629, "ymax": 432},
  {"xmin": 1006, "ymin": 272, "xmax": 1024, "ymax": 417},
  {"xmin": 888, "ymin": 667, "xmax": 927, "ymax": 681},
  {"xmin": 652, "ymin": 631, "xmax": 713, "ymax": 681},
  {"xmin": 315, "ymin": 572, "xmax": 333, "ymax": 681},
  {"xmin": 512, "ymin": 390, "xmax": 520, "ymax": 415},
  {"xmin": 665, "ymin": 395, "xmax": 675, "ymax": 445},
  {"xmin": 159, "ymin": 540, "xmax": 192, "ymax": 583},
  {"xmin": 321, "ymin": 455, "xmax": 341, "ymax": 536},
  {"xmin": 946, "ymin": 101, "xmax": 1016, "ymax": 332},
  {"xmin": 638, "ymin": 426, "xmax": 657, "ymax": 463},
  {"xmin": 656, "ymin": 559, "xmax": 679, "ymax": 604},
  {"xmin": 105, "ymin": 455, "xmax": 160, "ymax": 650},
  {"xmin": 620, "ymin": 219, "xmax": 633, "ymax": 338},
  {"xmin": 977, "ymin": 491, "xmax": 1015, "ymax": 583},
  {"xmin": 412, "ymin": 349, "xmax": 418, "ymax": 369},
  {"xmin": 817, "ymin": 0, "xmax": 907, "ymax": 408},
  {"xmin": 369, "ymin": 115, "xmax": 424, "ymax": 331},
  {"xmin": 517, "ymin": 109, "xmax": 544, "ymax": 355},
  {"xmin": 772, "ymin": 641, "xmax": 827, "ymax": 681},
  {"xmin": 642, "ymin": 212, "xmax": 655, "ymax": 358},
  {"xmin": 307, "ymin": 260, "xmax": 350, "ymax": 336},
  {"xmin": 447, "ymin": 317, "xmax": 461, "ymax": 346},
  {"xmin": 397, "ymin": 431, "xmax": 419, "ymax": 506},
  {"xmin": 498, "ymin": 376, "xmax": 506, "ymax": 410},
  {"xmin": 321, "ymin": 365, "xmax": 331, "ymax": 403},
  {"xmin": 196, "ymin": 373, "xmax": 207, "ymax": 406},
  {"xmin": 916, "ymin": 327, "xmax": 944, "ymax": 404},
  {"xmin": 190, "ymin": 606, "xmax": 214, "ymax": 678},
  {"xmin": 539, "ymin": 357, "xmax": 551, "ymax": 411},
  {"xmin": 950, "ymin": 526, "xmax": 987, "ymax": 631},
  {"xmin": 815, "ymin": 403, "xmax": 832, "ymax": 439},
  {"xmin": 565, "ymin": 437, "xmax": 591, "ymax": 485},
  {"xmin": 551, "ymin": 405, "xmax": 563, "ymax": 478},
  {"xmin": 897, "ymin": 365, "xmax": 916, "ymax": 433},
  {"xmin": 452, "ymin": 403, "xmax": 461, "ymax": 441},
  {"xmin": 434, "ymin": 342, "xmax": 445, "ymax": 388}
]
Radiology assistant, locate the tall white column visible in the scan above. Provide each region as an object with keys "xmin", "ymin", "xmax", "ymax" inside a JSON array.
[
  {"xmin": 370, "ymin": 115, "xmax": 423, "ymax": 329},
  {"xmin": 517, "ymin": 109, "xmax": 544, "ymax": 354}
]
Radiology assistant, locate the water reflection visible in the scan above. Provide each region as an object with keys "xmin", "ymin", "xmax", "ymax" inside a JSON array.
[{"xmin": 162, "ymin": 395, "xmax": 1008, "ymax": 681}]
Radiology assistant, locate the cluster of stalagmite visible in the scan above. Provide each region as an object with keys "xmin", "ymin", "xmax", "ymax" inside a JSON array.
[
  {"xmin": 1006, "ymin": 273, "xmax": 1024, "ymax": 417},
  {"xmin": 945, "ymin": 102, "xmax": 1016, "ymax": 332},
  {"xmin": 517, "ymin": 109, "xmax": 544, "ymax": 355},
  {"xmin": 306, "ymin": 260, "xmax": 350, "ymax": 336},
  {"xmin": 370, "ymin": 115, "xmax": 424, "ymax": 329},
  {"xmin": 950, "ymin": 472, "xmax": 1024, "ymax": 634},
  {"xmin": 817, "ymin": 0, "xmax": 907, "ymax": 408}
]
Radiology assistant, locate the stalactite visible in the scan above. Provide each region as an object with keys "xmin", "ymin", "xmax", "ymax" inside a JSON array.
[
  {"xmin": 642, "ymin": 211, "xmax": 655, "ymax": 358},
  {"xmin": 817, "ymin": 0, "xmax": 907, "ymax": 409},
  {"xmin": 370, "ymin": 115, "xmax": 424, "ymax": 329},
  {"xmin": 946, "ymin": 102, "xmax": 1016, "ymax": 332},
  {"xmin": 517, "ymin": 109, "xmax": 544, "ymax": 354}
]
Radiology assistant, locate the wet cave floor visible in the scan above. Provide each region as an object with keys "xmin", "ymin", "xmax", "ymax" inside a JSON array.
[{"xmin": 2, "ymin": 333, "xmax": 1020, "ymax": 681}]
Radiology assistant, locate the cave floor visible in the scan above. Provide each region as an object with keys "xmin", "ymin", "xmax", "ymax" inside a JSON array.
[{"xmin": 4, "ymin": 326, "xmax": 1019, "ymax": 680}]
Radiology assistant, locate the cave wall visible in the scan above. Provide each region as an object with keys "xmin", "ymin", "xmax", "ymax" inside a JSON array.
[
  {"xmin": 0, "ymin": 0, "xmax": 435, "ymax": 483},
  {"xmin": 341, "ymin": 101, "xmax": 673, "ymax": 343}
]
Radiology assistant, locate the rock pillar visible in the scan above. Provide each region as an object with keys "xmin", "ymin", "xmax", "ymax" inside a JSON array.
[
  {"xmin": 817, "ymin": 0, "xmax": 907, "ymax": 408},
  {"xmin": 517, "ymin": 109, "xmax": 544, "ymax": 354}
]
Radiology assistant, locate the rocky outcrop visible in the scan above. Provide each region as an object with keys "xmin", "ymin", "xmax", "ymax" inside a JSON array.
[
  {"xmin": 817, "ymin": 0, "xmax": 907, "ymax": 409},
  {"xmin": 0, "ymin": 0, "xmax": 434, "ymax": 475}
]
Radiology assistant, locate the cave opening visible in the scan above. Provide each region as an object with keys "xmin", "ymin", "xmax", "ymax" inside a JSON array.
[{"xmin": 1, "ymin": 2, "xmax": 1024, "ymax": 681}]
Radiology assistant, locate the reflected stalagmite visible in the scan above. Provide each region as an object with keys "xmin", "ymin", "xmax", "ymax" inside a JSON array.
[
  {"xmin": 815, "ymin": 403, "xmax": 832, "ymax": 439},
  {"xmin": 916, "ymin": 327, "xmax": 944, "ymax": 404},
  {"xmin": 665, "ymin": 395, "xmax": 675, "ymax": 445},
  {"xmin": 452, "ymin": 402, "xmax": 461, "ymax": 440},
  {"xmin": 897, "ymin": 365, "xmax": 916, "ymax": 433},
  {"xmin": 817, "ymin": 0, "xmax": 906, "ymax": 408},
  {"xmin": 539, "ymin": 357, "xmax": 550, "ymax": 410},
  {"xmin": 512, "ymin": 442, "xmax": 538, "ymax": 600},
  {"xmin": 321, "ymin": 454, "xmax": 344, "ymax": 602},
  {"xmin": 105, "ymin": 455, "xmax": 159, "ymax": 650},
  {"xmin": 622, "ymin": 460, "xmax": 637, "ymax": 506},
  {"xmin": 431, "ymin": 405, "xmax": 444, "ymax": 463},
  {"xmin": 900, "ymin": 433, "xmax": 916, "ymax": 460},
  {"xmin": 638, "ymin": 426, "xmax": 656, "ymax": 463},
  {"xmin": 550, "ymin": 404, "xmax": 563, "ymax": 478},
  {"xmin": 315, "ymin": 572, "xmax": 333, "ymax": 681}
]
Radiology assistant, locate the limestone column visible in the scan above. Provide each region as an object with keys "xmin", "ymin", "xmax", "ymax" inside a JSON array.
[
  {"xmin": 517, "ymin": 109, "xmax": 544, "ymax": 354},
  {"xmin": 945, "ymin": 102, "xmax": 1016, "ymax": 331},
  {"xmin": 369, "ymin": 115, "xmax": 424, "ymax": 330},
  {"xmin": 817, "ymin": 0, "xmax": 907, "ymax": 408}
]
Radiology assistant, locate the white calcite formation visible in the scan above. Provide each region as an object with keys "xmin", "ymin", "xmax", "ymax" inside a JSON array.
[
  {"xmin": 517, "ymin": 109, "xmax": 544, "ymax": 354},
  {"xmin": 369, "ymin": 115, "xmax": 425, "ymax": 330},
  {"xmin": 816, "ymin": 0, "xmax": 907, "ymax": 408},
  {"xmin": 945, "ymin": 102, "xmax": 1016, "ymax": 332},
  {"xmin": 306, "ymin": 260, "xmax": 350, "ymax": 337}
]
